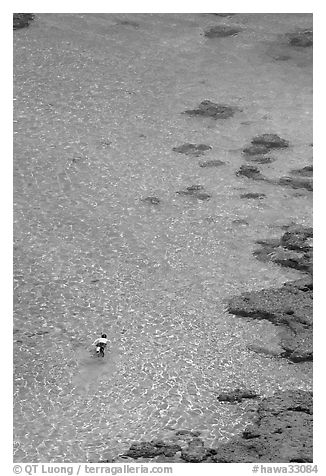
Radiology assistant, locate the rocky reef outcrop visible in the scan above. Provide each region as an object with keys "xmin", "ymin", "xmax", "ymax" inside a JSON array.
[
  {"xmin": 212, "ymin": 390, "xmax": 313, "ymax": 462},
  {"xmin": 227, "ymin": 223, "xmax": 313, "ymax": 363},
  {"xmin": 253, "ymin": 225, "xmax": 313, "ymax": 274},
  {"xmin": 228, "ymin": 278, "xmax": 312, "ymax": 362}
]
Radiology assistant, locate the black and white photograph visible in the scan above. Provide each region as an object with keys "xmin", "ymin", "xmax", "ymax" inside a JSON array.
[{"xmin": 12, "ymin": 6, "xmax": 314, "ymax": 469}]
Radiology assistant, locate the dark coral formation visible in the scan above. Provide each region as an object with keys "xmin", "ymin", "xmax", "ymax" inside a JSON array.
[
  {"xmin": 240, "ymin": 193, "xmax": 266, "ymax": 199},
  {"xmin": 278, "ymin": 176, "xmax": 312, "ymax": 191},
  {"xmin": 237, "ymin": 162, "xmax": 312, "ymax": 192},
  {"xmin": 117, "ymin": 20, "xmax": 140, "ymax": 28},
  {"xmin": 290, "ymin": 165, "xmax": 313, "ymax": 177},
  {"xmin": 243, "ymin": 134, "xmax": 289, "ymax": 156},
  {"xmin": 141, "ymin": 196, "xmax": 161, "ymax": 205},
  {"xmin": 184, "ymin": 100, "xmax": 238, "ymax": 119},
  {"xmin": 204, "ymin": 25, "xmax": 241, "ymax": 38},
  {"xmin": 123, "ymin": 441, "xmax": 181, "ymax": 459},
  {"xmin": 181, "ymin": 438, "xmax": 208, "ymax": 462},
  {"xmin": 276, "ymin": 164, "xmax": 313, "ymax": 192},
  {"xmin": 176, "ymin": 185, "xmax": 211, "ymax": 200},
  {"xmin": 172, "ymin": 143, "xmax": 212, "ymax": 157},
  {"xmin": 13, "ymin": 13, "xmax": 35, "ymax": 30},
  {"xmin": 236, "ymin": 165, "xmax": 265, "ymax": 181},
  {"xmin": 287, "ymin": 30, "xmax": 313, "ymax": 47},
  {"xmin": 243, "ymin": 144, "xmax": 271, "ymax": 156},
  {"xmin": 280, "ymin": 225, "xmax": 313, "ymax": 252},
  {"xmin": 254, "ymin": 225, "xmax": 313, "ymax": 274},
  {"xmin": 252, "ymin": 134, "xmax": 290, "ymax": 149},
  {"xmin": 217, "ymin": 388, "xmax": 259, "ymax": 403}
]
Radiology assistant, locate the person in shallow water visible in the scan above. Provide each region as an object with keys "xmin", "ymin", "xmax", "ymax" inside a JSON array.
[{"xmin": 92, "ymin": 333, "xmax": 109, "ymax": 355}]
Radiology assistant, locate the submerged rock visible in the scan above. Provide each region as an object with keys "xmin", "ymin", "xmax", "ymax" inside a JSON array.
[
  {"xmin": 204, "ymin": 25, "xmax": 241, "ymax": 38},
  {"xmin": 273, "ymin": 54, "xmax": 292, "ymax": 61},
  {"xmin": 236, "ymin": 165, "xmax": 265, "ymax": 181},
  {"xmin": 280, "ymin": 225, "xmax": 313, "ymax": 252},
  {"xmin": 192, "ymin": 192, "xmax": 211, "ymax": 200},
  {"xmin": 283, "ymin": 276, "xmax": 313, "ymax": 292},
  {"xmin": 141, "ymin": 196, "xmax": 161, "ymax": 205},
  {"xmin": 121, "ymin": 432, "xmax": 207, "ymax": 462},
  {"xmin": 199, "ymin": 159, "xmax": 225, "ymax": 167},
  {"xmin": 181, "ymin": 438, "xmax": 208, "ymax": 462},
  {"xmin": 240, "ymin": 192, "xmax": 266, "ymax": 199},
  {"xmin": 13, "ymin": 13, "xmax": 34, "ymax": 29},
  {"xmin": 176, "ymin": 185, "xmax": 211, "ymax": 200},
  {"xmin": 287, "ymin": 30, "xmax": 313, "ymax": 47},
  {"xmin": 227, "ymin": 276, "xmax": 313, "ymax": 363},
  {"xmin": 251, "ymin": 134, "xmax": 290, "ymax": 149},
  {"xmin": 117, "ymin": 20, "xmax": 140, "ymax": 28},
  {"xmin": 194, "ymin": 193, "xmax": 211, "ymax": 200},
  {"xmin": 290, "ymin": 165, "xmax": 313, "ymax": 177},
  {"xmin": 217, "ymin": 388, "xmax": 259, "ymax": 403},
  {"xmin": 228, "ymin": 285, "xmax": 312, "ymax": 329},
  {"xmin": 124, "ymin": 442, "xmax": 161, "ymax": 459},
  {"xmin": 253, "ymin": 225, "xmax": 313, "ymax": 275},
  {"xmin": 184, "ymin": 100, "xmax": 238, "ymax": 119},
  {"xmin": 243, "ymin": 134, "xmax": 289, "ymax": 157},
  {"xmin": 280, "ymin": 329, "xmax": 313, "ymax": 362},
  {"xmin": 123, "ymin": 441, "xmax": 181, "ymax": 459},
  {"xmin": 150, "ymin": 441, "xmax": 182, "ymax": 457},
  {"xmin": 172, "ymin": 143, "xmax": 212, "ymax": 157},
  {"xmin": 267, "ymin": 248, "xmax": 312, "ymax": 274},
  {"xmin": 243, "ymin": 144, "xmax": 271, "ymax": 156},
  {"xmin": 277, "ymin": 176, "xmax": 312, "ymax": 191}
]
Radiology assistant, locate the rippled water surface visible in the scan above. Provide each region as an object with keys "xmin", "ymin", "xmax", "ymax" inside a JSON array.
[{"xmin": 13, "ymin": 13, "xmax": 312, "ymax": 462}]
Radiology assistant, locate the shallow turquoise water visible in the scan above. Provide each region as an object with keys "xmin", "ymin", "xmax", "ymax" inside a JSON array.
[{"xmin": 14, "ymin": 13, "xmax": 312, "ymax": 462}]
